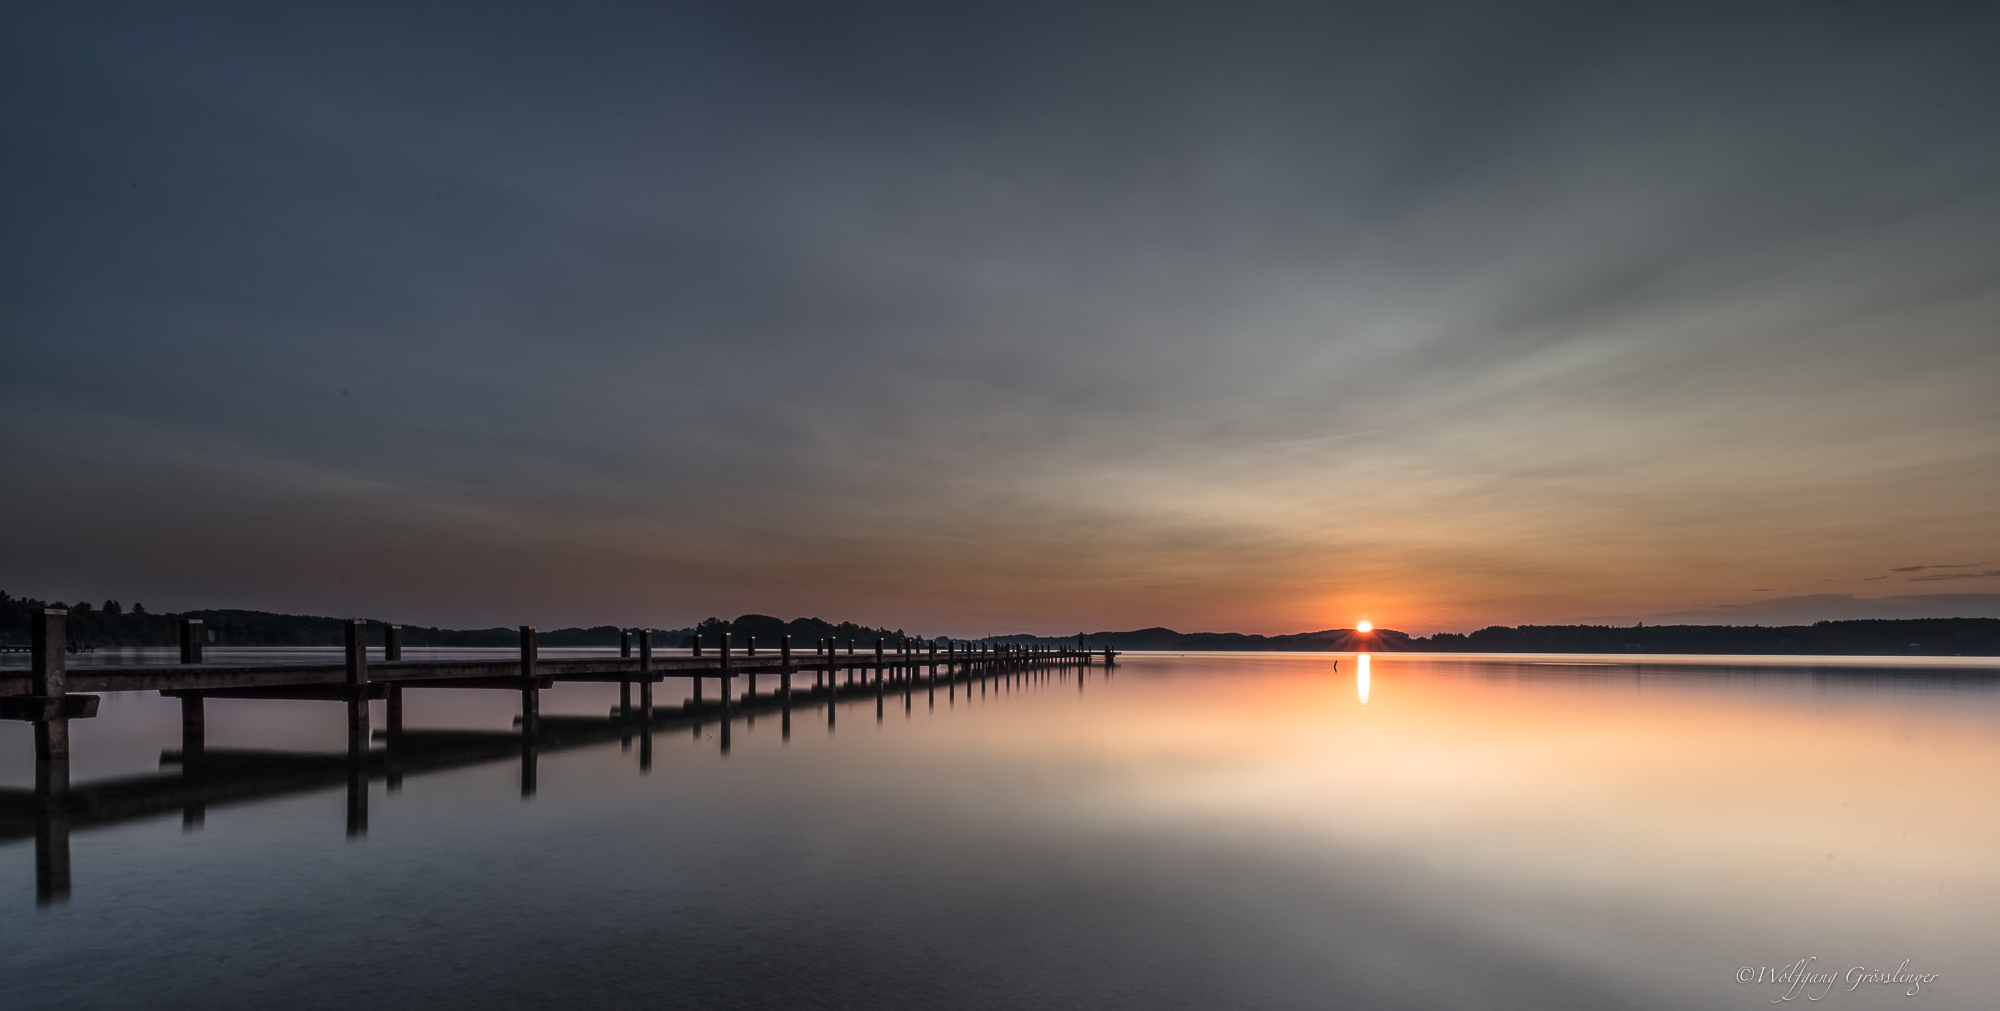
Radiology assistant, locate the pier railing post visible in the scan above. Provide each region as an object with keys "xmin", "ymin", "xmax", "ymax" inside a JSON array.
[
  {"xmin": 27, "ymin": 609, "xmax": 71, "ymax": 769},
  {"xmin": 343, "ymin": 619, "xmax": 370, "ymax": 744},
  {"xmin": 519, "ymin": 625, "xmax": 539, "ymax": 730},
  {"xmin": 344, "ymin": 619, "xmax": 369, "ymax": 684},
  {"xmin": 638, "ymin": 629, "xmax": 654, "ymax": 719},
  {"xmin": 519, "ymin": 624, "xmax": 539, "ymax": 793},
  {"xmin": 720, "ymin": 631, "xmax": 733, "ymax": 709},
  {"xmin": 179, "ymin": 618, "xmax": 204, "ymax": 664},
  {"xmin": 166, "ymin": 617, "xmax": 206, "ymax": 755},
  {"xmin": 719, "ymin": 631, "xmax": 733, "ymax": 754},
  {"xmin": 342, "ymin": 619, "xmax": 370, "ymax": 837},
  {"xmin": 618, "ymin": 629, "xmax": 634, "ymax": 716},
  {"xmin": 26, "ymin": 610, "xmax": 73, "ymax": 904},
  {"xmin": 781, "ymin": 633, "xmax": 793, "ymax": 696}
]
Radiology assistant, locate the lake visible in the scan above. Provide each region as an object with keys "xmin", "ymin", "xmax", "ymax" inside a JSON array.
[{"xmin": 3, "ymin": 650, "xmax": 1996, "ymax": 1009}]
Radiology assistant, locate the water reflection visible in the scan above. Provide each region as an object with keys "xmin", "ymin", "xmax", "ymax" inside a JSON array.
[
  {"xmin": 5, "ymin": 652, "xmax": 2000, "ymax": 1011},
  {"xmin": 2, "ymin": 654, "xmax": 1084, "ymax": 903}
]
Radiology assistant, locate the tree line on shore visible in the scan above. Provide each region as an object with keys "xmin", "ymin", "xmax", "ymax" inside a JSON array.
[
  {"xmin": 1005, "ymin": 618, "xmax": 2000, "ymax": 656},
  {"xmin": 0, "ymin": 592, "xmax": 909, "ymax": 651},
  {"xmin": 6, "ymin": 590, "xmax": 1996, "ymax": 655}
]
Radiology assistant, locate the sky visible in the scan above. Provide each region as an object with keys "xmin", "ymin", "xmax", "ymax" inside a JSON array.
[{"xmin": 2, "ymin": 1, "xmax": 1997, "ymax": 637}]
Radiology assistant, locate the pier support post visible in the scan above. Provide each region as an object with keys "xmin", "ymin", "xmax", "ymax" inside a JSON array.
[
  {"xmin": 385, "ymin": 682, "xmax": 405, "ymax": 794},
  {"xmin": 619, "ymin": 630, "xmax": 633, "ymax": 716},
  {"xmin": 22, "ymin": 609, "xmax": 74, "ymax": 903},
  {"xmin": 343, "ymin": 619, "xmax": 370, "ymax": 836},
  {"xmin": 518, "ymin": 625, "xmax": 539, "ymax": 731},
  {"xmin": 343, "ymin": 620, "xmax": 370, "ymax": 746},
  {"xmin": 179, "ymin": 618, "xmax": 204, "ymax": 665},
  {"xmin": 385, "ymin": 625, "xmax": 402, "ymax": 662},
  {"xmin": 638, "ymin": 629, "xmax": 654, "ymax": 720},
  {"xmin": 719, "ymin": 633, "xmax": 734, "ymax": 753},
  {"xmin": 519, "ymin": 626, "xmax": 539, "ymax": 792},
  {"xmin": 28, "ymin": 609, "xmax": 70, "ymax": 765},
  {"xmin": 171, "ymin": 625, "xmax": 206, "ymax": 827}
]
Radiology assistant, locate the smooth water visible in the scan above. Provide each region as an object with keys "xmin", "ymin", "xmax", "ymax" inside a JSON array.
[{"xmin": 4, "ymin": 651, "xmax": 1997, "ymax": 1010}]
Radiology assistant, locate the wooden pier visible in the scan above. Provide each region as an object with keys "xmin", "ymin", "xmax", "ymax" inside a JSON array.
[{"xmin": 1, "ymin": 608, "xmax": 1115, "ymax": 904}]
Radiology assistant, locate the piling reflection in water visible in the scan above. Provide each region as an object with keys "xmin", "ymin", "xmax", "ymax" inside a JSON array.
[{"xmin": 1, "ymin": 646, "xmax": 1100, "ymax": 902}]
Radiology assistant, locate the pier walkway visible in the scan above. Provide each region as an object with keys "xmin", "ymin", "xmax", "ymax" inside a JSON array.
[{"xmin": 1, "ymin": 608, "xmax": 1115, "ymax": 903}]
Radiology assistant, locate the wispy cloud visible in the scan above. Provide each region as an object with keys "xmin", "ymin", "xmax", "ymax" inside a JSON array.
[
  {"xmin": 1890, "ymin": 563, "xmax": 1980, "ymax": 573},
  {"xmin": 1907, "ymin": 570, "xmax": 2000, "ymax": 582},
  {"xmin": 0, "ymin": 5, "xmax": 1996, "ymax": 635}
]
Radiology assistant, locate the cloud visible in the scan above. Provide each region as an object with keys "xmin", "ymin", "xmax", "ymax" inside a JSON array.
[
  {"xmin": 1890, "ymin": 563, "xmax": 1979, "ymax": 572},
  {"xmin": 1, "ymin": 4, "xmax": 1997, "ymax": 634},
  {"xmin": 1907, "ymin": 570, "xmax": 2000, "ymax": 582}
]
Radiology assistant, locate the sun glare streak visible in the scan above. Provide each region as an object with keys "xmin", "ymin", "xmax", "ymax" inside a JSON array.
[{"xmin": 1357, "ymin": 653, "xmax": 1371, "ymax": 705}]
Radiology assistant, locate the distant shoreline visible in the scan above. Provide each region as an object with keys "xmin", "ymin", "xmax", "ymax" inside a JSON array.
[{"xmin": 5, "ymin": 590, "xmax": 1996, "ymax": 657}]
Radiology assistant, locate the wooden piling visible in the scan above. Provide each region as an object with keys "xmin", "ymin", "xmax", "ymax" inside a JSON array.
[
  {"xmin": 519, "ymin": 625, "xmax": 539, "ymax": 729},
  {"xmin": 720, "ymin": 631, "xmax": 733, "ymax": 711},
  {"xmin": 343, "ymin": 619, "xmax": 370, "ymax": 752},
  {"xmin": 179, "ymin": 618, "xmax": 204, "ymax": 665},
  {"xmin": 30, "ymin": 609, "xmax": 70, "ymax": 765},
  {"xmin": 385, "ymin": 624, "xmax": 402, "ymax": 662},
  {"xmin": 638, "ymin": 629, "xmax": 654, "ymax": 719},
  {"xmin": 340, "ymin": 619, "xmax": 370, "ymax": 836}
]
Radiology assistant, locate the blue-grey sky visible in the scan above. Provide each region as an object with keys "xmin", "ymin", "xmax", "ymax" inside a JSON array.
[{"xmin": 3, "ymin": 2, "xmax": 1998, "ymax": 635}]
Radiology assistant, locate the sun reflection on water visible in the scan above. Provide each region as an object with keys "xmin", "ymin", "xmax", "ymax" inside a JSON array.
[{"xmin": 1356, "ymin": 653, "xmax": 1370, "ymax": 705}]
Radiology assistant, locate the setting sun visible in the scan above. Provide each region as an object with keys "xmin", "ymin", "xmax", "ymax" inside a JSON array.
[{"xmin": 1356, "ymin": 617, "xmax": 1373, "ymax": 633}]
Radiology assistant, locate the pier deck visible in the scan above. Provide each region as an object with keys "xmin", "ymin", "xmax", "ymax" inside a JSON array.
[{"xmin": 1, "ymin": 607, "xmax": 1116, "ymax": 904}]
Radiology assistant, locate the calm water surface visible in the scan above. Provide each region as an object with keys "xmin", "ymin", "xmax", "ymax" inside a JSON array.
[{"xmin": 3, "ymin": 650, "xmax": 1997, "ymax": 1010}]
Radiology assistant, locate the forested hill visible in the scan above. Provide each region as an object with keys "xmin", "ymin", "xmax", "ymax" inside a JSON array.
[
  {"xmin": 0, "ymin": 592, "xmax": 906, "ymax": 650},
  {"xmin": 1013, "ymin": 618, "xmax": 2000, "ymax": 656}
]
